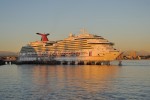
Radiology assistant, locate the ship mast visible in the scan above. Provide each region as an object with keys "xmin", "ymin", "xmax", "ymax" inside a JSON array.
[{"xmin": 80, "ymin": 28, "xmax": 89, "ymax": 34}]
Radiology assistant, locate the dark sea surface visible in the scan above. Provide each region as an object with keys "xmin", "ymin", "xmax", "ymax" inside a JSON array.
[{"xmin": 0, "ymin": 60, "xmax": 150, "ymax": 100}]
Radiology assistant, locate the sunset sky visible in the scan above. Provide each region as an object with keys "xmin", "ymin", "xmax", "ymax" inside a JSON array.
[{"xmin": 0, "ymin": 0, "xmax": 150, "ymax": 52}]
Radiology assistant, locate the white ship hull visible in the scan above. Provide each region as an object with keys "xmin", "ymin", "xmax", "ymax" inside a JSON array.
[{"xmin": 54, "ymin": 52, "xmax": 121, "ymax": 61}]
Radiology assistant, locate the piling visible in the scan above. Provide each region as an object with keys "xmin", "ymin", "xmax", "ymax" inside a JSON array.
[{"xmin": 118, "ymin": 60, "xmax": 122, "ymax": 66}]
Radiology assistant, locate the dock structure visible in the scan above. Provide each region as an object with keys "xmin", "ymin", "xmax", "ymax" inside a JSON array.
[
  {"xmin": 0, "ymin": 56, "xmax": 17, "ymax": 65},
  {"xmin": 16, "ymin": 60, "xmax": 113, "ymax": 66}
]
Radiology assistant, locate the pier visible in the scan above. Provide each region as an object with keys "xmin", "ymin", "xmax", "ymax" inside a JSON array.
[
  {"xmin": 0, "ymin": 56, "xmax": 122, "ymax": 66},
  {"xmin": 0, "ymin": 56, "xmax": 17, "ymax": 65},
  {"xmin": 15, "ymin": 60, "xmax": 115, "ymax": 66}
]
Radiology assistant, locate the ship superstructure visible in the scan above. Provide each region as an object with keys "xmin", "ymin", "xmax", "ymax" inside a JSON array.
[{"xmin": 18, "ymin": 30, "xmax": 121, "ymax": 63}]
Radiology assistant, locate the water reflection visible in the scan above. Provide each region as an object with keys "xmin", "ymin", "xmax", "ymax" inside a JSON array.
[
  {"xmin": 1, "ymin": 61, "xmax": 150, "ymax": 99},
  {"xmin": 30, "ymin": 65, "xmax": 120, "ymax": 93}
]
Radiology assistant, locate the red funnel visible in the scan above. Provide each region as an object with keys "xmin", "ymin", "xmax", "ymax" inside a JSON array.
[{"xmin": 36, "ymin": 33, "xmax": 49, "ymax": 41}]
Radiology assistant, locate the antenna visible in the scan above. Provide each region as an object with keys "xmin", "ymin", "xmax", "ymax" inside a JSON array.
[{"xmin": 80, "ymin": 28, "xmax": 88, "ymax": 34}]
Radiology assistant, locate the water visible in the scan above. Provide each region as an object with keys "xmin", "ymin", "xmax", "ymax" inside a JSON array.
[{"xmin": 0, "ymin": 60, "xmax": 150, "ymax": 100}]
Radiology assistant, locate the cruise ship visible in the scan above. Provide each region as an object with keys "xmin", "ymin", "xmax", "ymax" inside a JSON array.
[{"xmin": 18, "ymin": 29, "xmax": 121, "ymax": 64}]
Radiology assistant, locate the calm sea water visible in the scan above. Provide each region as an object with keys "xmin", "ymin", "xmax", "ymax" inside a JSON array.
[{"xmin": 0, "ymin": 60, "xmax": 150, "ymax": 100}]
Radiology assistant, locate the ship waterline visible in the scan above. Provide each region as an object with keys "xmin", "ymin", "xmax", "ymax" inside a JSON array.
[{"xmin": 18, "ymin": 29, "xmax": 121, "ymax": 62}]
